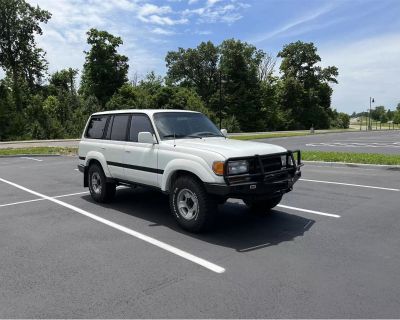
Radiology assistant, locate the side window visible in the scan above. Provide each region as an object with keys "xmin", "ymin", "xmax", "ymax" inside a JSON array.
[
  {"xmin": 110, "ymin": 114, "xmax": 130, "ymax": 141},
  {"xmin": 129, "ymin": 114, "xmax": 155, "ymax": 142},
  {"xmin": 86, "ymin": 116, "xmax": 108, "ymax": 139}
]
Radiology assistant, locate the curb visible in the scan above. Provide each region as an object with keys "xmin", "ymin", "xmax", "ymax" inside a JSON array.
[
  {"xmin": 303, "ymin": 160, "xmax": 400, "ymax": 171},
  {"xmin": 0, "ymin": 154, "xmax": 62, "ymax": 158},
  {"xmin": 0, "ymin": 139, "xmax": 80, "ymax": 145}
]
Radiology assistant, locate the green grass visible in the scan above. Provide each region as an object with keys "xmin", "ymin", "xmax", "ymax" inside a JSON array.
[
  {"xmin": 230, "ymin": 128, "xmax": 359, "ymax": 140},
  {"xmin": 230, "ymin": 132, "xmax": 308, "ymax": 140},
  {"xmin": 0, "ymin": 147, "xmax": 78, "ymax": 156},
  {"xmin": 302, "ymin": 151, "xmax": 400, "ymax": 166},
  {"xmin": 1, "ymin": 146, "xmax": 399, "ymax": 166}
]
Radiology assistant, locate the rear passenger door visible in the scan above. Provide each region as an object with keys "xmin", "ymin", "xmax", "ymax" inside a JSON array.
[
  {"xmin": 103, "ymin": 114, "xmax": 130, "ymax": 179},
  {"xmin": 123, "ymin": 114, "xmax": 159, "ymax": 187}
]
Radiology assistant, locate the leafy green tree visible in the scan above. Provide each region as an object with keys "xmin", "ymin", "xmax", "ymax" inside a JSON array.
[
  {"xmin": 371, "ymin": 105, "xmax": 386, "ymax": 121},
  {"xmin": 278, "ymin": 41, "xmax": 338, "ymax": 129},
  {"xmin": 80, "ymin": 28, "xmax": 129, "ymax": 106},
  {"xmin": 166, "ymin": 41, "xmax": 219, "ymax": 108},
  {"xmin": 49, "ymin": 68, "xmax": 78, "ymax": 94},
  {"xmin": 218, "ymin": 39, "xmax": 266, "ymax": 131},
  {"xmin": 0, "ymin": 0, "xmax": 51, "ymax": 110}
]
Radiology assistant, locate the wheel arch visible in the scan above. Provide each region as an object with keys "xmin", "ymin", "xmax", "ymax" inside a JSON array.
[
  {"xmin": 162, "ymin": 159, "xmax": 218, "ymax": 193},
  {"xmin": 83, "ymin": 152, "xmax": 111, "ymax": 187}
]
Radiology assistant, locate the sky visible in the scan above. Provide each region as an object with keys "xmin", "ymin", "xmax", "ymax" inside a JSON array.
[{"xmin": 22, "ymin": 0, "xmax": 400, "ymax": 113}]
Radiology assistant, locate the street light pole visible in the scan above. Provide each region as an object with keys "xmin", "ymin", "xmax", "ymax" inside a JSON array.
[
  {"xmin": 369, "ymin": 97, "xmax": 375, "ymax": 130},
  {"xmin": 219, "ymin": 70, "xmax": 222, "ymax": 129}
]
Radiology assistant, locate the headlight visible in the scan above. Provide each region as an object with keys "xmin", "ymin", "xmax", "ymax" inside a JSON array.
[
  {"xmin": 281, "ymin": 155, "xmax": 287, "ymax": 167},
  {"xmin": 281, "ymin": 154, "xmax": 292, "ymax": 167},
  {"xmin": 227, "ymin": 160, "xmax": 249, "ymax": 175}
]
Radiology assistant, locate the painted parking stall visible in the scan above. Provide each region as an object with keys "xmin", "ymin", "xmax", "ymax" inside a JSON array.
[{"xmin": 0, "ymin": 156, "xmax": 400, "ymax": 318}]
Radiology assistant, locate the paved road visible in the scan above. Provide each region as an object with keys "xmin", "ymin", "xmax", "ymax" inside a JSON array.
[
  {"xmin": 1, "ymin": 131, "xmax": 399, "ymax": 155},
  {"xmin": 0, "ymin": 156, "xmax": 399, "ymax": 318},
  {"xmin": 259, "ymin": 130, "xmax": 400, "ymax": 154}
]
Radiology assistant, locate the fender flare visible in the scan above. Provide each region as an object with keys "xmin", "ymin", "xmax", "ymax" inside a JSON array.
[
  {"xmin": 84, "ymin": 151, "xmax": 111, "ymax": 178},
  {"xmin": 161, "ymin": 158, "xmax": 217, "ymax": 192}
]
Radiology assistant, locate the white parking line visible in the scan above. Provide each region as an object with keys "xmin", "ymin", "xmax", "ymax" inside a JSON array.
[
  {"xmin": 0, "ymin": 177, "xmax": 225, "ymax": 274},
  {"xmin": 300, "ymin": 178, "xmax": 400, "ymax": 192},
  {"xmin": 228, "ymin": 199, "xmax": 340, "ymax": 218},
  {"xmin": 277, "ymin": 204, "xmax": 341, "ymax": 218},
  {"xmin": 0, "ymin": 191, "xmax": 89, "ymax": 208},
  {"xmin": 20, "ymin": 156, "xmax": 43, "ymax": 162}
]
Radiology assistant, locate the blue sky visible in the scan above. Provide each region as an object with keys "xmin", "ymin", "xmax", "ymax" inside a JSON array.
[{"xmin": 26, "ymin": 0, "xmax": 400, "ymax": 113}]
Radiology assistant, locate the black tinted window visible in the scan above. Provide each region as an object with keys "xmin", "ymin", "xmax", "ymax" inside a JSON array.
[
  {"xmin": 110, "ymin": 115, "xmax": 129, "ymax": 141},
  {"xmin": 86, "ymin": 116, "xmax": 108, "ymax": 139},
  {"xmin": 129, "ymin": 114, "xmax": 154, "ymax": 142}
]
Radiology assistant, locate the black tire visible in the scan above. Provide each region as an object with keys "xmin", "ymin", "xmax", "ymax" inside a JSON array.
[
  {"xmin": 170, "ymin": 175, "xmax": 217, "ymax": 232},
  {"xmin": 244, "ymin": 195, "xmax": 282, "ymax": 214},
  {"xmin": 88, "ymin": 163, "xmax": 116, "ymax": 203}
]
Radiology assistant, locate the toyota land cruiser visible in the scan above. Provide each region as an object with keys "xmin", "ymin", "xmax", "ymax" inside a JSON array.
[{"xmin": 78, "ymin": 109, "xmax": 302, "ymax": 232}]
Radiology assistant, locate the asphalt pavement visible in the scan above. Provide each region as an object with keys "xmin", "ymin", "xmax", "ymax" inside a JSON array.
[
  {"xmin": 1, "ymin": 130, "xmax": 399, "ymax": 155},
  {"xmin": 0, "ymin": 156, "xmax": 400, "ymax": 318},
  {"xmin": 259, "ymin": 130, "xmax": 400, "ymax": 154}
]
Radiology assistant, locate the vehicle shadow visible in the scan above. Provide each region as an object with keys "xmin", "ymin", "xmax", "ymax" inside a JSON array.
[{"xmin": 82, "ymin": 187, "xmax": 314, "ymax": 252}]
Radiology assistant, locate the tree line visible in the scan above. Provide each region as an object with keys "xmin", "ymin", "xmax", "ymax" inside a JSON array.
[
  {"xmin": 351, "ymin": 104, "xmax": 400, "ymax": 124},
  {"xmin": 1, "ymin": 0, "xmax": 351, "ymax": 141}
]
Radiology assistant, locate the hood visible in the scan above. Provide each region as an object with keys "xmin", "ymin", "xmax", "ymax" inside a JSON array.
[{"xmin": 162, "ymin": 137, "xmax": 287, "ymax": 159}]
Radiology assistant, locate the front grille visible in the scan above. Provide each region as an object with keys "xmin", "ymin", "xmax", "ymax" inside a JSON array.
[{"xmin": 249, "ymin": 155, "xmax": 282, "ymax": 174}]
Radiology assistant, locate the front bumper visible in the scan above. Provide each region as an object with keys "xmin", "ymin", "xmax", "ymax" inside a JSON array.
[{"xmin": 204, "ymin": 150, "xmax": 302, "ymax": 200}]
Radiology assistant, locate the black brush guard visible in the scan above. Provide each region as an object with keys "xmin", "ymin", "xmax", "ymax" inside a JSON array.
[{"xmin": 205, "ymin": 150, "xmax": 303, "ymax": 200}]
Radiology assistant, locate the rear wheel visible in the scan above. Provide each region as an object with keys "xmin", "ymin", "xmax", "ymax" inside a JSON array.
[
  {"xmin": 88, "ymin": 163, "xmax": 116, "ymax": 203},
  {"xmin": 170, "ymin": 176, "xmax": 217, "ymax": 232},
  {"xmin": 244, "ymin": 195, "xmax": 282, "ymax": 214}
]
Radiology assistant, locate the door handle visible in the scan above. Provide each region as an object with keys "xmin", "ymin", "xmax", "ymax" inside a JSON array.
[
  {"xmin": 100, "ymin": 147, "xmax": 106, "ymax": 150},
  {"xmin": 125, "ymin": 150, "xmax": 131, "ymax": 153}
]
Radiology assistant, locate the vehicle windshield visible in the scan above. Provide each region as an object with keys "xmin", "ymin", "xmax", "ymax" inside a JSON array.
[{"xmin": 153, "ymin": 112, "xmax": 224, "ymax": 140}]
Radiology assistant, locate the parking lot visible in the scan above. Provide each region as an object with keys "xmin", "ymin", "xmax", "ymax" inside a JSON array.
[
  {"xmin": 259, "ymin": 130, "xmax": 400, "ymax": 154},
  {"xmin": 1, "ymin": 155, "xmax": 400, "ymax": 318}
]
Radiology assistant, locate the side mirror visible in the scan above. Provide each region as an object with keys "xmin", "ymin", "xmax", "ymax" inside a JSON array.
[
  {"xmin": 221, "ymin": 129, "xmax": 228, "ymax": 136},
  {"xmin": 138, "ymin": 131, "xmax": 155, "ymax": 144}
]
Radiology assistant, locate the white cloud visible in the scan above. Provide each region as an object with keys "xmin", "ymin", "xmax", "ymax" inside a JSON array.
[
  {"xmin": 251, "ymin": 3, "xmax": 335, "ymax": 43},
  {"xmin": 183, "ymin": 0, "xmax": 249, "ymax": 24},
  {"xmin": 138, "ymin": 3, "xmax": 172, "ymax": 17},
  {"xmin": 139, "ymin": 14, "xmax": 188, "ymax": 26},
  {"xmin": 151, "ymin": 27, "xmax": 176, "ymax": 35},
  {"xmin": 320, "ymin": 34, "xmax": 400, "ymax": 112}
]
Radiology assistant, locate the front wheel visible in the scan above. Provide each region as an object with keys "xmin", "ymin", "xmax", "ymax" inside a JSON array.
[
  {"xmin": 244, "ymin": 195, "xmax": 282, "ymax": 214},
  {"xmin": 170, "ymin": 176, "xmax": 217, "ymax": 233}
]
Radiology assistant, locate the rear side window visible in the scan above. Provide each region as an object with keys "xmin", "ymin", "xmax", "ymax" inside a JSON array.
[
  {"xmin": 129, "ymin": 114, "xmax": 154, "ymax": 142},
  {"xmin": 110, "ymin": 114, "xmax": 130, "ymax": 141},
  {"xmin": 86, "ymin": 116, "xmax": 108, "ymax": 139}
]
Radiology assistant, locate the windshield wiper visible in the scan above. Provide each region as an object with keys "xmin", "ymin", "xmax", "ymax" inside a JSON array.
[
  {"xmin": 194, "ymin": 132, "xmax": 223, "ymax": 137},
  {"xmin": 163, "ymin": 134, "xmax": 202, "ymax": 140},
  {"xmin": 163, "ymin": 134, "xmax": 185, "ymax": 139}
]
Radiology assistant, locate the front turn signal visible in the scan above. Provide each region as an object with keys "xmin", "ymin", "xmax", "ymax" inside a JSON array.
[{"xmin": 212, "ymin": 161, "xmax": 225, "ymax": 176}]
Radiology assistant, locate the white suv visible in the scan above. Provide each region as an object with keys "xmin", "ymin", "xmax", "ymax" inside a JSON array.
[{"xmin": 78, "ymin": 109, "xmax": 302, "ymax": 232}]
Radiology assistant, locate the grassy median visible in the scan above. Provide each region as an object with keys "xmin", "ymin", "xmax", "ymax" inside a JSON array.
[
  {"xmin": 0, "ymin": 147, "xmax": 77, "ymax": 156},
  {"xmin": 230, "ymin": 132, "xmax": 308, "ymax": 140},
  {"xmin": 302, "ymin": 151, "xmax": 400, "ymax": 165}
]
